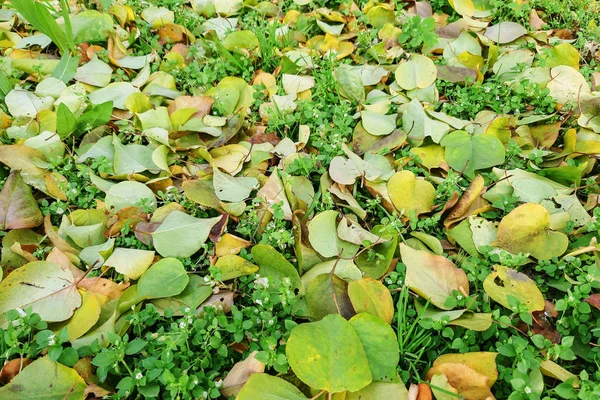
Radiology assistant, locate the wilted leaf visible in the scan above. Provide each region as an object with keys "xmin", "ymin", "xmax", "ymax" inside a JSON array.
[
  {"xmin": 0, "ymin": 261, "xmax": 81, "ymax": 322},
  {"xmin": 388, "ymin": 171, "xmax": 435, "ymax": 217},
  {"xmin": 104, "ymin": 248, "xmax": 155, "ymax": 280},
  {"xmin": 483, "ymin": 265, "xmax": 545, "ymax": 312},
  {"xmin": 495, "ymin": 203, "xmax": 568, "ymax": 260},
  {"xmin": 400, "ymin": 244, "xmax": 469, "ymax": 310},
  {"xmin": 348, "ymin": 278, "xmax": 394, "ymax": 324},
  {"xmin": 214, "ymin": 255, "xmax": 259, "ymax": 281},
  {"xmin": 0, "ymin": 356, "xmax": 86, "ymax": 399},
  {"xmin": 0, "ymin": 171, "xmax": 43, "ymax": 230},
  {"xmin": 306, "ymin": 273, "xmax": 355, "ymax": 320}
]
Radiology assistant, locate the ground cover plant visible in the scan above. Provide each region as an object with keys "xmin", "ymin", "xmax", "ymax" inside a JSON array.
[{"xmin": 0, "ymin": 0, "xmax": 599, "ymax": 399}]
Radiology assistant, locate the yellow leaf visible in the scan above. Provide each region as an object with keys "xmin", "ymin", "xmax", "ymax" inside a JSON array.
[
  {"xmin": 483, "ymin": 265, "xmax": 545, "ymax": 312},
  {"xmin": 388, "ymin": 171, "xmax": 435, "ymax": 217},
  {"xmin": 495, "ymin": 203, "xmax": 568, "ymax": 260}
]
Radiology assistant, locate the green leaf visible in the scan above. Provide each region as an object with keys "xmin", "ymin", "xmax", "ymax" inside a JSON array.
[
  {"xmin": 346, "ymin": 382, "xmax": 410, "ymax": 400},
  {"xmin": 213, "ymin": 168, "xmax": 259, "ymax": 202},
  {"xmin": 0, "ymin": 356, "xmax": 86, "ymax": 399},
  {"xmin": 0, "ymin": 261, "xmax": 81, "ymax": 322},
  {"xmin": 441, "ymin": 131, "xmax": 505, "ymax": 179},
  {"xmin": 70, "ymin": 10, "xmax": 114, "ymax": 43},
  {"xmin": 57, "ymin": 103, "xmax": 77, "ymax": 138},
  {"xmin": 307, "ymin": 210, "xmax": 359, "ymax": 258},
  {"xmin": 138, "ymin": 258, "xmax": 189, "ymax": 298},
  {"xmin": 152, "ymin": 211, "xmax": 222, "ymax": 258},
  {"xmin": 360, "ymin": 111, "xmax": 397, "ymax": 136},
  {"xmin": 237, "ymin": 374, "xmax": 307, "ymax": 400},
  {"xmin": 112, "ymin": 135, "xmax": 158, "ymax": 175},
  {"xmin": 52, "ymin": 52, "xmax": 79, "ymax": 83},
  {"xmin": 11, "ymin": 0, "xmax": 72, "ymax": 54},
  {"xmin": 349, "ymin": 313, "xmax": 400, "ymax": 382},
  {"xmin": 104, "ymin": 181, "xmax": 157, "ymax": 212},
  {"xmin": 60, "ymin": 209, "xmax": 107, "ymax": 248},
  {"xmin": 74, "ymin": 56, "xmax": 113, "ymax": 87},
  {"xmin": 75, "ymin": 101, "xmax": 114, "ymax": 135},
  {"xmin": 286, "ymin": 313, "xmax": 373, "ymax": 393},
  {"xmin": 251, "ymin": 244, "xmax": 301, "ymax": 289},
  {"xmin": 335, "ymin": 64, "xmax": 365, "ymax": 103},
  {"xmin": 402, "ymin": 99, "xmax": 450, "ymax": 145}
]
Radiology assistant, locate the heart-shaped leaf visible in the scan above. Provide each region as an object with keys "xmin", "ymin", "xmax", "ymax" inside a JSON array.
[
  {"xmin": 286, "ymin": 313, "xmax": 372, "ymax": 393},
  {"xmin": 495, "ymin": 203, "xmax": 568, "ymax": 260}
]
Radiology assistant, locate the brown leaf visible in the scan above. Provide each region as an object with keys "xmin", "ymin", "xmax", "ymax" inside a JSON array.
[
  {"xmin": 134, "ymin": 221, "xmax": 161, "ymax": 246},
  {"xmin": 78, "ymin": 277, "xmax": 130, "ymax": 300},
  {"xmin": 444, "ymin": 175, "xmax": 490, "ymax": 229},
  {"xmin": 221, "ymin": 351, "xmax": 265, "ymax": 397},
  {"xmin": 585, "ymin": 294, "xmax": 600, "ymax": 311},
  {"xmin": 47, "ymin": 247, "xmax": 85, "ymax": 281},
  {"xmin": 0, "ymin": 358, "xmax": 32, "ymax": 384},
  {"xmin": 167, "ymin": 95, "xmax": 213, "ymax": 119},
  {"xmin": 158, "ymin": 24, "xmax": 186, "ymax": 44},
  {"xmin": 529, "ymin": 9, "xmax": 546, "ymax": 30},
  {"xmin": 530, "ymin": 311, "xmax": 561, "ymax": 344},
  {"xmin": 426, "ymin": 363, "xmax": 489, "ymax": 392},
  {"xmin": 104, "ymin": 206, "xmax": 146, "ymax": 237},
  {"xmin": 84, "ymin": 384, "xmax": 112, "ymax": 398},
  {"xmin": 209, "ymin": 214, "xmax": 229, "ymax": 243},
  {"xmin": 0, "ymin": 171, "xmax": 43, "ymax": 230},
  {"xmin": 198, "ymin": 290, "xmax": 235, "ymax": 314}
]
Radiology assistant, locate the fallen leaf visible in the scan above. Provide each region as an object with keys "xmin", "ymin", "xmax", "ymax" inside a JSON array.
[
  {"xmin": 400, "ymin": 243, "xmax": 469, "ymax": 310},
  {"xmin": 483, "ymin": 265, "xmax": 545, "ymax": 312}
]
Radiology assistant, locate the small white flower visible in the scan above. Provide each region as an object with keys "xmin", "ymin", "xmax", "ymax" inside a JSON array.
[
  {"xmin": 456, "ymin": 295, "xmax": 463, "ymax": 300},
  {"xmin": 255, "ymin": 299, "xmax": 263, "ymax": 306},
  {"xmin": 135, "ymin": 372, "xmax": 143, "ymax": 380},
  {"xmin": 214, "ymin": 378, "xmax": 223, "ymax": 388},
  {"xmin": 184, "ymin": 307, "xmax": 191, "ymax": 313},
  {"xmin": 179, "ymin": 321, "xmax": 186, "ymax": 329},
  {"xmin": 56, "ymin": 208, "xmax": 64, "ymax": 215},
  {"xmin": 524, "ymin": 386, "xmax": 532, "ymax": 394}
]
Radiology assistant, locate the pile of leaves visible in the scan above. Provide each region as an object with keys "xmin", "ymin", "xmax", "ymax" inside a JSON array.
[{"xmin": 1, "ymin": 0, "xmax": 600, "ymax": 399}]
